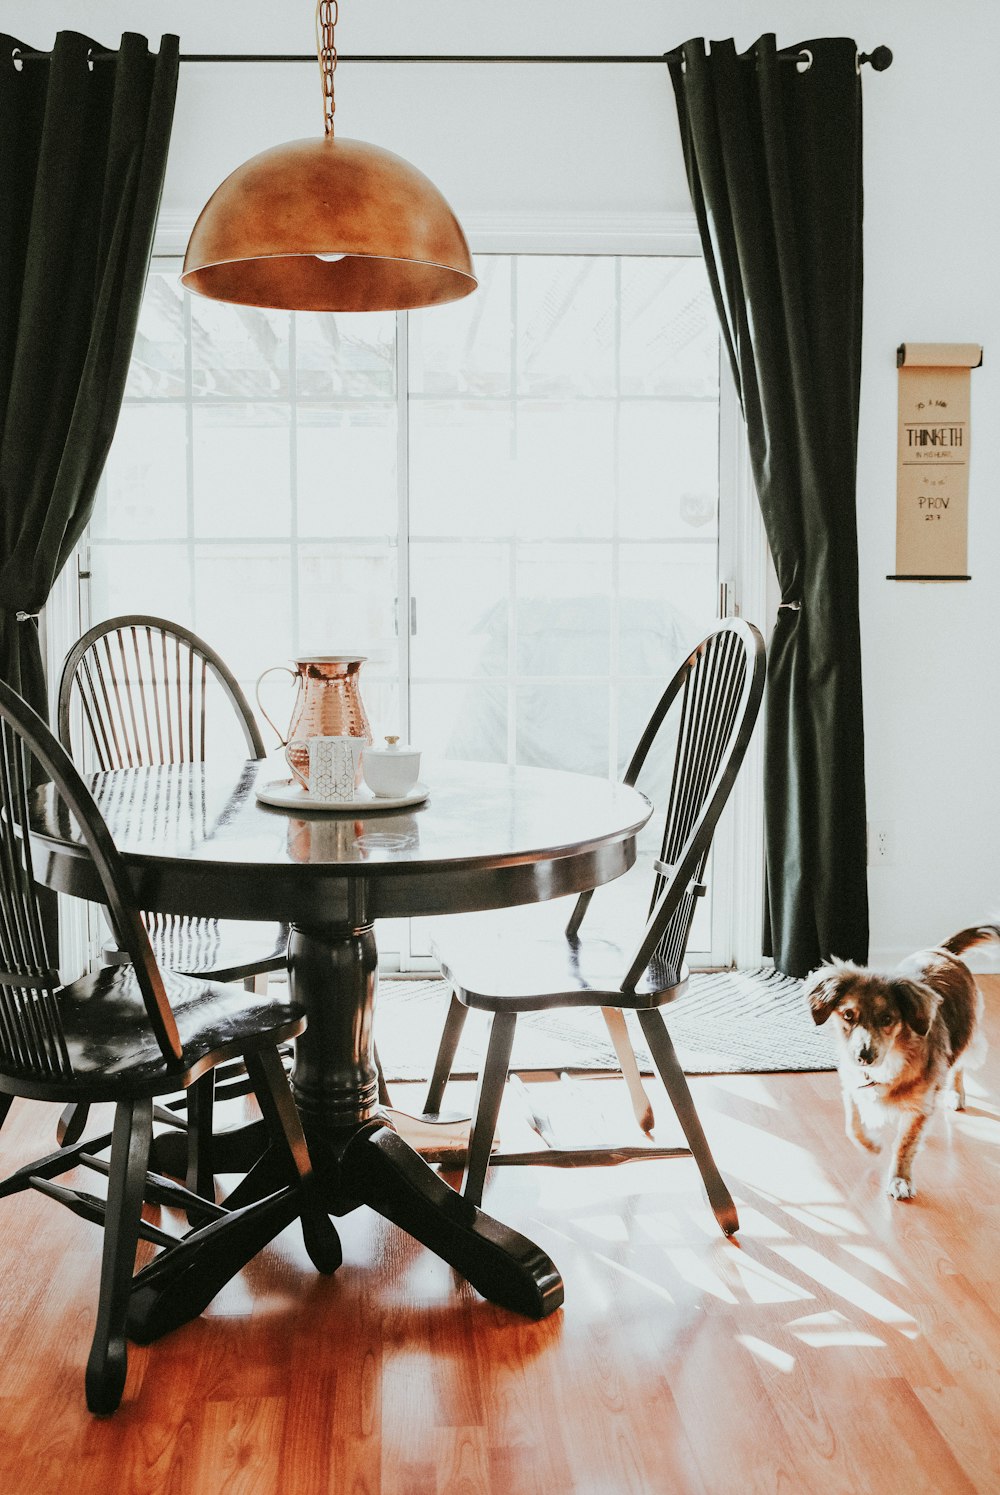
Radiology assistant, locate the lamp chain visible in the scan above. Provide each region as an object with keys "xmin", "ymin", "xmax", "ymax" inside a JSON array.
[{"xmin": 316, "ymin": 0, "xmax": 338, "ymax": 137}]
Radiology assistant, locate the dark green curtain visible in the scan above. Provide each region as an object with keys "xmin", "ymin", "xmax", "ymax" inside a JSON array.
[
  {"xmin": 0, "ymin": 30, "xmax": 178, "ymax": 715},
  {"xmin": 668, "ymin": 35, "xmax": 867, "ymax": 977}
]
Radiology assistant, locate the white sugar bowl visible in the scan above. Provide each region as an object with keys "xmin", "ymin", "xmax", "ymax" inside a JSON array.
[{"xmin": 362, "ymin": 736, "xmax": 421, "ymax": 798}]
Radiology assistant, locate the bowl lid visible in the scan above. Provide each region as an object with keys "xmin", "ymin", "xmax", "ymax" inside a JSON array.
[
  {"xmin": 292, "ymin": 654, "xmax": 367, "ymax": 665},
  {"xmin": 366, "ymin": 736, "xmax": 418, "ymax": 757}
]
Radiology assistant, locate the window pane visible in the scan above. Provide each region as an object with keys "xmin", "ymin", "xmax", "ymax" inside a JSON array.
[
  {"xmin": 411, "ymin": 681, "xmax": 507, "ymax": 763},
  {"xmin": 296, "ymin": 405, "xmax": 396, "ymax": 539},
  {"xmin": 515, "ymin": 544, "xmax": 612, "ymax": 677},
  {"xmin": 617, "ymin": 680, "xmax": 683, "ymax": 795},
  {"xmin": 296, "ymin": 540, "xmax": 400, "ymax": 746},
  {"xmin": 193, "ymin": 545, "xmax": 292, "ymax": 684},
  {"xmin": 617, "ymin": 543, "xmax": 718, "ymax": 653},
  {"xmin": 409, "ymin": 401, "xmax": 514, "ymax": 538},
  {"xmin": 295, "ymin": 310, "xmax": 395, "ymax": 399},
  {"xmin": 516, "ymin": 682, "xmax": 609, "ymax": 775},
  {"xmin": 620, "ymin": 258, "xmax": 720, "ymax": 397},
  {"xmin": 618, "ymin": 402, "xmax": 719, "ymax": 540},
  {"xmin": 515, "ymin": 403, "xmax": 615, "ymax": 539},
  {"xmin": 125, "ymin": 271, "xmax": 186, "ymax": 398},
  {"xmin": 409, "ymin": 543, "xmax": 508, "ymax": 678},
  {"xmin": 516, "ymin": 257, "xmax": 616, "ymax": 396},
  {"xmin": 192, "ymin": 404, "xmax": 291, "ymax": 539},
  {"xmin": 408, "ymin": 257, "xmax": 511, "ymax": 396},
  {"xmin": 190, "ymin": 301, "xmax": 290, "ymax": 398},
  {"xmin": 357, "ymin": 676, "xmax": 403, "ymax": 749},
  {"xmin": 297, "ymin": 542, "xmax": 398, "ymax": 662},
  {"xmin": 95, "ymin": 406, "xmax": 187, "ymax": 539},
  {"xmin": 90, "ymin": 542, "xmax": 192, "ymax": 622}
]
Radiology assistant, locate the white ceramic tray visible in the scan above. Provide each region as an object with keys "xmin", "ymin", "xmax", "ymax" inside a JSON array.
[{"xmin": 255, "ymin": 777, "xmax": 429, "ymax": 813}]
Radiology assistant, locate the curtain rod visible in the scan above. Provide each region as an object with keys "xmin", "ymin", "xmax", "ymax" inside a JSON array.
[{"xmin": 11, "ymin": 46, "xmax": 894, "ymax": 70}]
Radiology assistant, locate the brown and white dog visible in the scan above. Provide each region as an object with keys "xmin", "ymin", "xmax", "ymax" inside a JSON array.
[{"xmin": 804, "ymin": 925, "xmax": 995, "ymax": 1200}]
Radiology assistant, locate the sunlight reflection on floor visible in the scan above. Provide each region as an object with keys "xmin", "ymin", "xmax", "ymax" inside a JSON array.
[
  {"xmin": 736, "ymin": 1334, "xmax": 797, "ymax": 1372},
  {"xmin": 699, "ymin": 1073, "xmax": 785, "ymax": 1110},
  {"xmin": 786, "ymin": 1309, "xmax": 887, "ymax": 1348},
  {"xmin": 724, "ymin": 1252, "xmax": 813, "ymax": 1304},
  {"xmin": 589, "ymin": 1251, "xmax": 677, "ymax": 1303},
  {"xmin": 839, "ymin": 1242, "xmax": 910, "ymax": 1285},
  {"xmin": 780, "ymin": 1202, "xmax": 869, "ymax": 1236},
  {"xmin": 770, "ymin": 1244, "xmax": 918, "ymax": 1331}
]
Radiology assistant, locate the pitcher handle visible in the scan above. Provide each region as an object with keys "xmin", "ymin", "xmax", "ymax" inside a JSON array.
[{"xmin": 255, "ymin": 665, "xmax": 296, "ymax": 745}]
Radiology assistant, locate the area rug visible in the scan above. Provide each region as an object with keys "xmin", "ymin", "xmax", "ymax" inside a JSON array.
[{"xmin": 376, "ymin": 967, "xmax": 836, "ymax": 1080}]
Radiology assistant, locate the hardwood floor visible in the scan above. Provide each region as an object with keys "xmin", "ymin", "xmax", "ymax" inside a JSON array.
[{"xmin": 2, "ymin": 978, "xmax": 999, "ymax": 1493}]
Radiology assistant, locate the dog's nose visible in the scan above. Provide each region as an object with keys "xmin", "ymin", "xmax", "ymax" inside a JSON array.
[{"xmin": 858, "ymin": 1044, "xmax": 875, "ymax": 1065}]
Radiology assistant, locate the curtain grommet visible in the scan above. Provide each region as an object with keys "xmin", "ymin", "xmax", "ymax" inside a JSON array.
[{"xmin": 796, "ymin": 49, "xmax": 814, "ymax": 74}]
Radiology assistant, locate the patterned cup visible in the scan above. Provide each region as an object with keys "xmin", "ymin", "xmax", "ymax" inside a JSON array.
[{"xmin": 286, "ymin": 735, "xmax": 363, "ymax": 800}]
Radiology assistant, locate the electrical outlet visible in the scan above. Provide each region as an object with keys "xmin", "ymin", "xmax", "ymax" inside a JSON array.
[{"xmin": 867, "ymin": 821, "xmax": 894, "ymax": 866}]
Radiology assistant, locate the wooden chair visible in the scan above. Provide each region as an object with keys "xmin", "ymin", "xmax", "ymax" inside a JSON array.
[
  {"xmin": 58, "ymin": 614, "xmax": 288, "ymax": 985},
  {"xmin": 56, "ymin": 616, "xmax": 292, "ymax": 1183},
  {"xmin": 0, "ymin": 679, "xmax": 339, "ymax": 1414},
  {"xmin": 423, "ymin": 618, "xmax": 766, "ymax": 1233}
]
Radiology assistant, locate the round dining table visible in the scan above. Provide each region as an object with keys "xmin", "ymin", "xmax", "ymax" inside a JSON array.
[{"xmin": 28, "ymin": 755, "xmax": 651, "ymax": 1320}]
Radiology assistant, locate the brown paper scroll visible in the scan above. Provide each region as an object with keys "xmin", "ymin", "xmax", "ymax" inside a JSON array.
[{"xmin": 893, "ymin": 342, "xmax": 982, "ymax": 580}]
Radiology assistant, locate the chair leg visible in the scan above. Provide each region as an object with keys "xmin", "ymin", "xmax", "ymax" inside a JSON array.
[
  {"xmin": 424, "ymin": 991, "xmax": 470, "ymax": 1116},
  {"xmin": 57, "ymin": 1102, "xmax": 91, "ymax": 1147},
  {"xmin": 0, "ymin": 1093, "xmax": 12, "ymax": 1131},
  {"xmin": 243, "ymin": 1047, "xmax": 342, "ymax": 1275},
  {"xmin": 462, "ymin": 1011, "xmax": 517, "ymax": 1208},
  {"xmin": 600, "ymin": 1007, "xmax": 655, "ymax": 1133},
  {"xmin": 185, "ymin": 1072, "xmax": 216, "ymax": 1212},
  {"xmin": 85, "ymin": 1097, "xmax": 153, "ymax": 1416},
  {"xmin": 636, "ymin": 1008, "xmax": 739, "ymax": 1237}
]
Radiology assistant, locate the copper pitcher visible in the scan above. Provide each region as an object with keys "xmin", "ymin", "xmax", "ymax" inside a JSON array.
[{"xmin": 256, "ymin": 655, "xmax": 373, "ymax": 785}]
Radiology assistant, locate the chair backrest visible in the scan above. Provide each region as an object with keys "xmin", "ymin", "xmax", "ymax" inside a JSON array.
[
  {"xmin": 58, "ymin": 615, "xmax": 266, "ymax": 768},
  {"xmin": 0, "ymin": 680, "xmax": 182, "ymax": 1081},
  {"xmin": 569, "ymin": 618, "xmax": 766, "ymax": 990}
]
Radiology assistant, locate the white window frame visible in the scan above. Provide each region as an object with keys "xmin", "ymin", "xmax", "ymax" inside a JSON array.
[{"xmin": 47, "ymin": 210, "xmax": 770, "ymax": 975}]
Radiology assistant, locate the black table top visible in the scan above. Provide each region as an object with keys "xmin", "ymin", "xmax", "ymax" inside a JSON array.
[{"xmin": 30, "ymin": 756, "xmax": 651, "ymax": 927}]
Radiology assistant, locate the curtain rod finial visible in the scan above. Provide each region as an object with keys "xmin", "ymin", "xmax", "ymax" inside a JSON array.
[{"xmin": 860, "ymin": 46, "xmax": 893, "ymax": 72}]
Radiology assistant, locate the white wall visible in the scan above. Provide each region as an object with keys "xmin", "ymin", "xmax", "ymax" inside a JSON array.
[{"xmin": 9, "ymin": 1, "xmax": 1000, "ymax": 966}]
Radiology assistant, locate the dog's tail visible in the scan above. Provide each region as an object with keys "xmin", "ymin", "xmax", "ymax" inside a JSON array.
[{"xmin": 940, "ymin": 923, "xmax": 1000, "ymax": 957}]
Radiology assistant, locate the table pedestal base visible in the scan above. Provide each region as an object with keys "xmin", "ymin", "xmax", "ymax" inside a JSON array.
[
  {"xmin": 154, "ymin": 916, "xmax": 564, "ymax": 1320},
  {"xmin": 285, "ymin": 917, "xmax": 564, "ymax": 1319}
]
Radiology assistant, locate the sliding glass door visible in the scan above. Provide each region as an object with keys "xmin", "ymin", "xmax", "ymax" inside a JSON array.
[{"xmin": 407, "ymin": 255, "xmax": 718, "ymax": 776}]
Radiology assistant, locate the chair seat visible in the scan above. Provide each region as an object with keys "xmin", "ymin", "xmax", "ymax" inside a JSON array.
[
  {"xmin": 105, "ymin": 916, "xmax": 289, "ymax": 984},
  {"xmin": 0, "ymin": 965, "xmax": 305, "ymax": 1104},
  {"xmin": 432, "ymin": 912, "xmax": 688, "ymax": 1013}
]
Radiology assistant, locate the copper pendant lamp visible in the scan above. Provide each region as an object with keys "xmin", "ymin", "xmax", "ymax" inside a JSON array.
[{"xmin": 181, "ymin": 1, "xmax": 477, "ymax": 311}]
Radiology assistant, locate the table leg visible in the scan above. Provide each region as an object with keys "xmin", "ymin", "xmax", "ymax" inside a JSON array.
[{"xmin": 287, "ymin": 915, "xmax": 564, "ymax": 1320}]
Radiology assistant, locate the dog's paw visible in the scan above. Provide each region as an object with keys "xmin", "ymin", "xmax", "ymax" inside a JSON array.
[
  {"xmin": 847, "ymin": 1127, "xmax": 881, "ymax": 1154},
  {"xmin": 888, "ymin": 1175, "xmax": 916, "ymax": 1201},
  {"xmin": 943, "ymin": 1086, "xmax": 966, "ymax": 1112}
]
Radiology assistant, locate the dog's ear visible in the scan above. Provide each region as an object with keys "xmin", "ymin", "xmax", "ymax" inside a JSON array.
[
  {"xmin": 892, "ymin": 979, "xmax": 941, "ymax": 1037},
  {"xmin": 804, "ymin": 965, "xmax": 844, "ymax": 1026}
]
